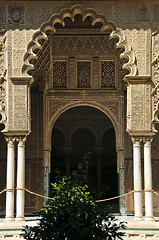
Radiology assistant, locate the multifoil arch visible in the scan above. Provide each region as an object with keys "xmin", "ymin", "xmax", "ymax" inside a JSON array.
[{"xmin": 22, "ymin": 4, "xmax": 137, "ymax": 78}]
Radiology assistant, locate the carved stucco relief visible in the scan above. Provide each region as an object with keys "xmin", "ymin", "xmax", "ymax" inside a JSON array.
[
  {"xmin": 44, "ymin": 98, "xmax": 123, "ymax": 151},
  {"xmin": 152, "ymin": 30, "xmax": 159, "ymax": 126},
  {"xmin": 126, "ymin": 80, "xmax": 152, "ymax": 134},
  {"xmin": 0, "ymin": 32, "xmax": 7, "ymax": 126},
  {"xmin": 13, "ymin": 84, "xmax": 28, "ymax": 130},
  {"xmin": 22, "ymin": 4, "xmax": 137, "ymax": 78}
]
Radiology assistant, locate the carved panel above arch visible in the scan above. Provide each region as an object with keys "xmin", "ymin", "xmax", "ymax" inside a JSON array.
[
  {"xmin": 22, "ymin": 4, "xmax": 137, "ymax": 79},
  {"xmin": 44, "ymin": 96, "xmax": 124, "ymax": 150}
]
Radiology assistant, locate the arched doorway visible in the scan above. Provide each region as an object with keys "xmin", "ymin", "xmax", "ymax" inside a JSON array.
[
  {"xmin": 24, "ymin": 4, "xmax": 129, "ymax": 214},
  {"xmin": 51, "ymin": 106, "xmax": 119, "ymax": 212}
]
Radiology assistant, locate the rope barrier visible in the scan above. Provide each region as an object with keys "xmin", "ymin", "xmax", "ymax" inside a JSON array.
[
  {"xmin": 0, "ymin": 188, "xmax": 159, "ymax": 203},
  {"xmin": 0, "ymin": 189, "xmax": 7, "ymax": 195},
  {"xmin": 96, "ymin": 190, "xmax": 135, "ymax": 203},
  {"xmin": 24, "ymin": 188, "xmax": 55, "ymax": 200}
]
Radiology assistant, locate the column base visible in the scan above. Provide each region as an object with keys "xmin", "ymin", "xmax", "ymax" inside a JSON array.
[
  {"xmin": 133, "ymin": 216, "xmax": 144, "ymax": 222},
  {"xmin": 145, "ymin": 216, "xmax": 155, "ymax": 222},
  {"xmin": 15, "ymin": 217, "xmax": 25, "ymax": 221},
  {"xmin": 4, "ymin": 217, "xmax": 15, "ymax": 222}
]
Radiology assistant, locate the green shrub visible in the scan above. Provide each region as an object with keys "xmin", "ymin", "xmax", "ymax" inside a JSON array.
[{"xmin": 23, "ymin": 156, "xmax": 126, "ymax": 240}]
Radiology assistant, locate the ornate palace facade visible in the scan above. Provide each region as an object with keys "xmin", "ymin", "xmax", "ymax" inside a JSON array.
[{"xmin": 1, "ymin": 0, "xmax": 159, "ymax": 238}]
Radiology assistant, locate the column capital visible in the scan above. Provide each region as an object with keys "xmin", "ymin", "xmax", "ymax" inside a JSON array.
[
  {"xmin": 143, "ymin": 136, "xmax": 153, "ymax": 144},
  {"xmin": 5, "ymin": 137, "xmax": 15, "ymax": 147},
  {"xmin": 131, "ymin": 136, "xmax": 142, "ymax": 145},
  {"xmin": 43, "ymin": 150, "xmax": 51, "ymax": 168},
  {"xmin": 94, "ymin": 147, "xmax": 103, "ymax": 154},
  {"xmin": 63, "ymin": 147, "xmax": 73, "ymax": 154},
  {"xmin": 16, "ymin": 136, "xmax": 27, "ymax": 147}
]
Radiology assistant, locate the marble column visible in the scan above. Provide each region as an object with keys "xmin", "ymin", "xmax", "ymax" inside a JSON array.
[
  {"xmin": 95, "ymin": 148, "xmax": 102, "ymax": 193},
  {"xmin": 132, "ymin": 137, "xmax": 143, "ymax": 221},
  {"xmin": 63, "ymin": 147, "xmax": 72, "ymax": 177},
  {"xmin": 118, "ymin": 149, "xmax": 126, "ymax": 216},
  {"xmin": 16, "ymin": 137, "xmax": 26, "ymax": 221},
  {"xmin": 5, "ymin": 137, "xmax": 15, "ymax": 221},
  {"xmin": 43, "ymin": 150, "xmax": 51, "ymax": 200},
  {"xmin": 143, "ymin": 137, "xmax": 154, "ymax": 222}
]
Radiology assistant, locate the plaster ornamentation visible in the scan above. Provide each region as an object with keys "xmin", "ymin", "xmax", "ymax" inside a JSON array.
[
  {"xmin": 151, "ymin": 30, "xmax": 159, "ymax": 126},
  {"xmin": 138, "ymin": 5, "xmax": 149, "ymax": 22},
  {"xmin": 48, "ymin": 99, "xmax": 120, "ymax": 124},
  {"xmin": 22, "ymin": 4, "xmax": 137, "ymax": 78},
  {"xmin": 8, "ymin": 6, "xmax": 25, "ymax": 24},
  {"xmin": 0, "ymin": 70, "xmax": 7, "ymax": 125},
  {"xmin": 0, "ymin": 32, "xmax": 7, "ymax": 126},
  {"xmin": 13, "ymin": 84, "xmax": 27, "ymax": 130},
  {"xmin": 92, "ymin": 57, "xmax": 100, "ymax": 88},
  {"xmin": 68, "ymin": 57, "xmax": 75, "ymax": 89},
  {"xmin": 0, "ymin": 6, "xmax": 6, "ymax": 24},
  {"xmin": 131, "ymin": 85, "xmax": 144, "ymax": 130},
  {"xmin": 126, "ymin": 78, "xmax": 152, "ymax": 134}
]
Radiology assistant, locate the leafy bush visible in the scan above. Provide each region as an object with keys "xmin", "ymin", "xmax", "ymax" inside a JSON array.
[{"xmin": 23, "ymin": 156, "xmax": 126, "ymax": 240}]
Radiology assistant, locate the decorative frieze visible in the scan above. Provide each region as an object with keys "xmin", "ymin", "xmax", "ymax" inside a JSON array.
[{"xmin": 52, "ymin": 35, "xmax": 116, "ymax": 56}]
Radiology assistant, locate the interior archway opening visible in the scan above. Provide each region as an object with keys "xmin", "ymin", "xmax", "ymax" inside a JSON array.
[{"xmin": 51, "ymin": 106, "xmax": 119, "ymax": 212}]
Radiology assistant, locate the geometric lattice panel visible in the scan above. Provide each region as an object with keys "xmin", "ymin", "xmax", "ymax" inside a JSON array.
[
  {"xmin": 77, "ymin": 61, "xmax": 91, "ymax": 88},
  {"xmin": 53, "ymin": 61, "xmax": 67, "ymax": 88},
  {"xmin": 101, "ymin": 60, "xmax": 115, "ymax": 88}
]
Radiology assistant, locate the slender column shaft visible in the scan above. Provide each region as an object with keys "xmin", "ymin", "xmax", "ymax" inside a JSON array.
[
  {"xmin": 144, "ymin": 138, "xmax": 154, "ymax": 221},
  {"xmin": 132, "ymin": 137, "xmax": 143, "ymax": 221},
  {"xmin": 97, "ymin": 156, "xmax": 101, "ymax": 193},
  {"xmin": 63, "ymin": 147, "xmax": 72, "ymax": 178},
  {"xmin": 5, "ymin": 137, "xmax": 15, "ymax": 221},
  {"xmin": 66, "ymin": 156, "xmax": 70, "ymax": 177},
  {"xmin": 16, "ymin": 137, "xmax": 26, "ymax": 221},
  {"xmin": 118, "ymin": 149, "xmax": 126, "ymax": 216}
]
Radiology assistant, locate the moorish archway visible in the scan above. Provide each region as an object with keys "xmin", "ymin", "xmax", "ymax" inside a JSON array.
[{"xmin": 24, "ymin": 4, "xmax": 137, "ymax": 216}]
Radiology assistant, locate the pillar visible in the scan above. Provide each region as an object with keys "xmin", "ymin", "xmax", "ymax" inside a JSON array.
[
  {"xmin": 16, "ymin": 136, "xmax": 26, "ymax": 221},
  {"xmin": 117, "ymin": 149, "xmax": 126, "ymax": 215},
  {"xmin": 43, "ymin": 150, "xmax": 51, "ymax": 199},
  {"xmin": 63, "ymin": 147, "xmax": 72, "ymax": 177},
  {"xmin": 132, "ymin": 137, "xmax": 143, "ymax": 221},
  {"xmin": 143, "ymin": 137, "xmax": 154, "ymax": 222},
  {"xmin": 5, "ymin": 137, "xmax": 15, "ymax": 221},
  {"xmin": 95, "ymin": 148, "xmax": 102, "ymax": 193}
]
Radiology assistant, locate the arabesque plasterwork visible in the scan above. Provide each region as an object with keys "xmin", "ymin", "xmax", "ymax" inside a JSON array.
[
  {"xmin": 152, "ymin": 29, "xmax": 159, "ymax": 128},
  {"xmin": 0, "ymin": 32, "xmax": 7, "ymax": 127},
  {"xmin": 22, "ymin": 4, "xmax": 137, "ymax": 79}
]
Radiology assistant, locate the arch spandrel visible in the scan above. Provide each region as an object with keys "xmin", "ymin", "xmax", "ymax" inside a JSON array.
[{"xmin": 22, "ymin": 4, "xmax": 137, "ymax": 79}]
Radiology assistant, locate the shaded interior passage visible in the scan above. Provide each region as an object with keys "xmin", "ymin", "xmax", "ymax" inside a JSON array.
[{"xmin": 51, "ymin": 106, "xmax": 119, "ymax": 212}]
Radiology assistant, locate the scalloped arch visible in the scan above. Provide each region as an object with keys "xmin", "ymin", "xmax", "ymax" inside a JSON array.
[{"xmin": 22, "ymin": 4, "xmax": 137, "ymax": 77}]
